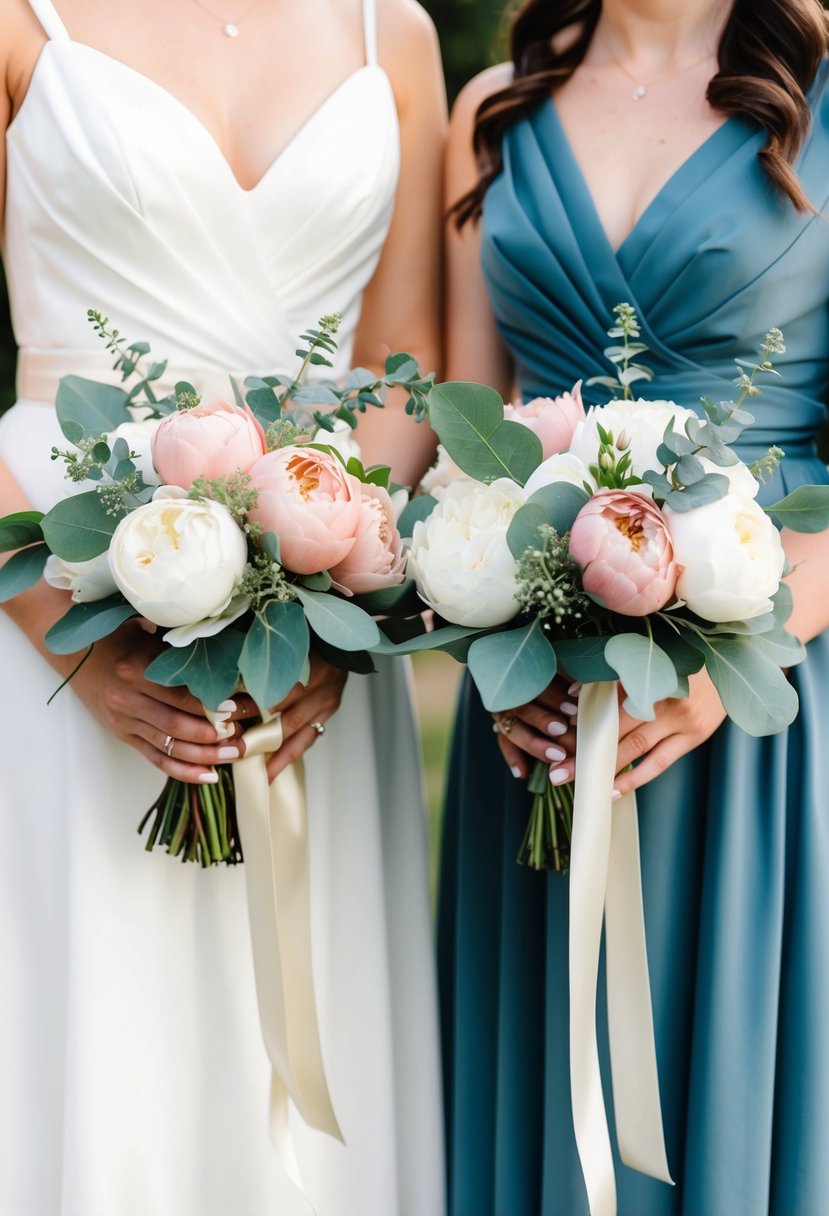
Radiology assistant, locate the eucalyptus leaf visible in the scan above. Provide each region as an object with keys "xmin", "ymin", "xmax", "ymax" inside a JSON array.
[
  {"xmin": 245, "ymin": 385, "xmax": 282, "ymax": 428},
  {"xmin": 353, "ymin": 579, "xmax": 422, "ymax": 616},
  {"xmin": 467, "ymin": 619, "xmax": 557, "ymax": 712},
  {"xmin": 56, "ymin": 376, "xmax": 130, "ymax": 441},
  {"xmin": 290, "ymin": 386, "xmax": 342, "ymax": 407},
  {"xmin": 301, "ymin": 570, "xmax": 332, "ymax": 592},
  {"xmin": 296, "ymin": 588, "xmax": 380, "ymax": 651},
  {"xmin": 42, "ymin": 490, "xmax": 125, "ymax": 561},
  {"xmin": 145, "ymin": 629, "xmax": 246, "ymax": 709},
  {"xmin": 312, "ymin": 637, "xmax": 377, "ymax": 675},
  {"xmin": 506, "ymin": 502, "xmax": 548, "ymax": 560},
  {"xmin": 605, "ymin": 633, "xmax": 678, "ymax": 720},
  {"xmin": 238, "ymin": 601, "xmax": 309, "ymax": 712},
  {"xmin": 675, "ymin": 455, "xmax": 706, "ymax": 486},
  {"xmin": 427, "ymin": 381, "xmax": 543, "ymax": 485},
  {"xmin": 752, "ymin": 630, "xmax": 806, "ymax": 669},
  {"xmin": 685, "ymin": 633, "xmax": 798, "ymax": 735},
  {"xmin": 527, "ymin": 483, "xmax": 590, "ymax": 533},
  {"xmin": 546, "ymin": 635, "xmax": 613, "ymax": 683},
  {"xmin": 0, "ymin": 510, "xmax": 44, "ymax": 552},
  {"xmin": 397, "ymin": 494, "xmax": 437, "ymax": 538},
  {"xmin": 45, "ymin": 597, "xmax": 137, "ymax": 655},
  {"xmin": 664, "ymin": 473, "xmax": 729, "ymax": 513},
  {"xmin": 765, "ymin": 485, "xmax": 829, "ymax": 533},
  {"xmin": 0, "ymin": 543, "xmax": 49, "ymax": 603},
  {"xmin": 651, "ymin": 623, "xmax": 706, "ymax": 678},
  {"xmin": 371, "ymin": 622, "xmax": 485, "ymax": 656}
]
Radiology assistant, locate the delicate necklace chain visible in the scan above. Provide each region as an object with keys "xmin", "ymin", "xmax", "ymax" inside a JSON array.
[
  {"xmin": 191, "ymin": 0, "xmax": 261, "ymax": 39},
  {"xmin": 600, "ymin": 36, "xmax": 716, "ymax": 102}
]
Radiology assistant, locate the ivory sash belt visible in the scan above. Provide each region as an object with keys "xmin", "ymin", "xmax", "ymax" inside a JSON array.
[{"xmin": 568, "ymin": 682, "xmax": 673, "ymax": 1216}]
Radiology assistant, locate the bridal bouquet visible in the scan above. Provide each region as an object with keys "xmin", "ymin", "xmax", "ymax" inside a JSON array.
[
  {"xmin": 0, "ymin": 311, "xmax": 433, "ymax": 865},
  {"xmin": 381, "ymin": 306, "xmax": 829, "ymax": 870}
]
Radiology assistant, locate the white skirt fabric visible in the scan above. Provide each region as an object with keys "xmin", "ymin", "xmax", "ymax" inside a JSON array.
[{"xmin": 0, "ymin": 403, "xmax": 445, "ymax": 1216}]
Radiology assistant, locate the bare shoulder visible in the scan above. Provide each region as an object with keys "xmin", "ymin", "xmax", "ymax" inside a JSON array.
[
  {"xmin": 378, "ymin": 0, "xmax": 440, "ymax": 57},
  {"xmin": 448, "ymin": 62, "xmax": 513, "ymax": 159},
  {"xmin": 3, "ymin": 0, "xmax": 49, "ymax": 111},
  {"xmin": 450, "ymin": 63, "xmax": 513, "ymax": 138},
  {"xmin": 377, "ymin": 0, "xmax": 445, "ymax": 116}
]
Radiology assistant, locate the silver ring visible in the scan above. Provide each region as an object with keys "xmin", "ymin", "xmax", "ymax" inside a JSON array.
[
  {"xmin": 309, "ymin": 721, "xmax": 326, "ymax": 737},
  {"xmin": 162, "ymin": 734, "xmax": 175, "ymax": 757}
]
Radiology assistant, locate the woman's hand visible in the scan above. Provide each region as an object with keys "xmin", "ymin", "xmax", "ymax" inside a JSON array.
[
  {"xmin": 70, "ymin": 619, "xmax": 257, "ymax": 784},
  {"xmin": 612, "ymin": 668, "xmax": 726, "ymax": 797},
  {"xmin": 264, "ymin": 654, "xmax": 348, "ymax": 782},
  {"xmin": 492, "ymin": 676, "xmax": 579, "ymax": 782}
]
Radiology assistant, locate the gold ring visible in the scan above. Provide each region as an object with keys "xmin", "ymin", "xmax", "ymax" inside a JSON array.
[
  {"xmin": 310, "ymin": 721, "xmax": 326, "ymax": 737},
  {"xmin": 162, "ymin": 734, "xmax": 175, "ymax": 757},
  {"xmin": 492, "ymin": 714, "xmax": 516, "ymax": 736}
]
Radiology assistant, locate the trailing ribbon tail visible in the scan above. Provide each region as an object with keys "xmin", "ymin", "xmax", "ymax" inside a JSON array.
[
  {"xmin": 232, "ymin": 715, "xmax": 342, "ymax": 1195},
  {"xmin": 568, "ymin": 681, "xmax": 672, "ymax": 1216}
]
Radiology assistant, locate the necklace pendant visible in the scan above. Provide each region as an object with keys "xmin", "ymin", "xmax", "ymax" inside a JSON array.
[
  {"xmin": 223, "ymin": 22, "xmax": 240, "ymax": 37},
  {"xmin": 632, "ymin": 83, "xmax": 647, "ymax": 101}
]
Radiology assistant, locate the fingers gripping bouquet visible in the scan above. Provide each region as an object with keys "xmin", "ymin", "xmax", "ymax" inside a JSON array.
[
  {"xmin": 0, "ymin": 311, "xmax": 433, "ymax": 865},
  {"xmin": 389, "ymin": 306, "xmax": 829, "ymax": 871}
]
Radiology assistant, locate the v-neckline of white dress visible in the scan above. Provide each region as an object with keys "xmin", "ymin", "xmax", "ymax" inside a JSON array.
[{"xmin": 10, "ymin": 39, "xmax": 392, "ymax": 195}]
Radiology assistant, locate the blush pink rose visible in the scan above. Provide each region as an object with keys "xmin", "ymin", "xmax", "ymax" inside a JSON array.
[
  {"xmin": 503, "ymin": 382, "xmax": 586, "ymax": 460},
  {"xmin": 568, "ymin": 489, "xmax": 678, "ymax": 616},
  {"xmin": 329, "ymin": 482, "xmax": 406, "ymax": 595},
  {"xmin": 248, "ymin": 446, "xmax": 362, "ymax": 574},
  {"xmin": 151, "ymin": 399, "xmax": 267, "ymax": 488}
]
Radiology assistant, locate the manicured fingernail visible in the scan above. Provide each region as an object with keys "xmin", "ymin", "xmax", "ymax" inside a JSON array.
[
  {"xmin": 612, "ymin": 788, "xmax": 622, "ymax": 801},
  {"xmin": 548, "ymin": 720, "xmax": 567, "ymax": 736},
  {"xmin": 568, "ymin": 682, "xmax": 582, "ymax": 696},
  {"xmin": 545, "ymin": 745, "xmax": 567, "ymax": 763},
  {"xmin": 217, "ymin": 746, "xmax": 240, "ymax": 761},
  {"xmin": 214, "ymin": 721, "xmax": 235, "ymax": 741},
  {"xmin": 199, "ymin": 771, "xmax": 219, "ymax": 784},
  {"xmin": 549, "ymin": 767, "xmax": 569, "ymax": 786},
  {"xmin": 510, "ymin": 765, "xmax": 522, "ymax": 779},
  {"xmin": 217, "ymin": 699, "xmax": 237, "ymax": 712},
  {"xmin": 561, "ymin": 700, "xmax": 579, "ymax": 716}
]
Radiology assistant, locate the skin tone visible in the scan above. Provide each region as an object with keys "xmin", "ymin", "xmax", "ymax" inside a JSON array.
[
  {"xmin": 445, "ymin": 0, "xmax": 829, "ymax": 793},
  {"xmin": 0, "ymin": 0, "xmax": 445, "ymax": 782}
]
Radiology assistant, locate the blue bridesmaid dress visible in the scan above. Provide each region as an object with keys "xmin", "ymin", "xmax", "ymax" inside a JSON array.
[{"xmin": 438, "ymin": 68, "xmax": 829, "ymax": 1216}]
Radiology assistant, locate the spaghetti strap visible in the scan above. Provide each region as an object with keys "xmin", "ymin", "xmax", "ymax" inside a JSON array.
[
  {"xmin": 362, "ymin": 0, "xmax": 378, "ymax": 66},
  {"xmin": 26, "ymin": 0, "xmax": 70, "ymax": 41}
]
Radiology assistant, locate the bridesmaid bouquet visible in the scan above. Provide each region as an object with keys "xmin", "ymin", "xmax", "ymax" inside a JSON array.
[
  {"xmin": 0, "ymin": 311, "xmax": 433, "ymax": 865},
  {"xmin": 381, "ymin": 306, "xmax": 829, "ymax": 870}
]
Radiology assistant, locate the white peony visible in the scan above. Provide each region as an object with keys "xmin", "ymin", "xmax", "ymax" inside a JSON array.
[
  {"xmin": 419, "ymin": 444, "xmax": 472, "ymax": 501},
  {"xmin": 107, "ymin": 418, "xmax": 163, "ymax": 486},
  {"xmin": 44, "ymin": 551, "xmax": 119, "ymax": 603},
  {"xmin": 108, "ymin": 493, "xmax": 248, "ymax": 629},
  {"xmin": 699, "ymin": 456, "xmax": 760, "ymax": 500},
  {"xmin": 407, "ymin": 478, "xmax": 525, "ymax": 627},
  {"xmin": 569, "ymin": 399, "xmax": 697, "ymax": 480},
  {"xmin": 664, "ymin": 493, "xmax": 785, "ymax": 622},
  {"xmin": 524, "ymin": 452, "xmax": 597, "ymax": 497}
]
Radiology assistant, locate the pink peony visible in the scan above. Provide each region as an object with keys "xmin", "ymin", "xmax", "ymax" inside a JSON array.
[
  {"xmin": 329, "ymin": 482, "xmax": 406, "ymax": 595},
  {"xmin": 503, "ymin": 382, "xmax": 586, "ymax": 460},
  {"xmin": 568, "ymin": 489, "xmax": 678, "ymax": 616},
  {"xmin": 151, "ymin": 398, "xmax": 267, "ymax": 488},
  {"xmin": 148, "ymin": 396, "xmax": 264, "ymax": 486},
  {"xmin": 248, "ymin": 446, "xmax": 362, "ymax": 574}
]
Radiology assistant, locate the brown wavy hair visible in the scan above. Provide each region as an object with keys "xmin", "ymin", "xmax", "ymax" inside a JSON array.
[{"xmin": 453, "ymin": 0, "xmax": 829, "ymax": 225}]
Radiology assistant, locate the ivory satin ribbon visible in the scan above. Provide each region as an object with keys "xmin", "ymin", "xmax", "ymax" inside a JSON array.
[
  {"xmin": 569, "ymin": 681, "xmax": 673, "ymax": 1216},
  {"xmin": 231, "ymin": 714, "xmax": 342, "ymax": 1189}
]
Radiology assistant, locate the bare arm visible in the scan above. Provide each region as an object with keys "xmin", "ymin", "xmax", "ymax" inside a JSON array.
[{"xmin": 350, "ymin": 0, "xmax": 446, "ymax": 488}]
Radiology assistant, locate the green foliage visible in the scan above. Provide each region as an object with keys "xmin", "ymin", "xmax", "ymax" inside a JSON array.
[
  {"xmin": 41, "ymin": 489, "xmax": 125, "ymax": 561},
  {"xmin": 44, "ymin": 596, "xmax": 137, "ymax": 654},
  {"xmin": 467, "ymin": 618, "xmax": 557, "ymax": 712},
  {"xmin": 427, "ymin": 380, "xmax": 542, "ymax": 484},
  {"xmin": 0, "ymin": 543, "xmax": 49, "ymax": 602},
  {"xmin": 295, "ymin": 587, "xmax": 380, "ymax": 651},
  {"xmin": 238, "ymin": 600, "xmax": 310, "ymax": 712},
  {"xmin": 145, "ymin": 629, "xmax": 246, "ymax": 709}
]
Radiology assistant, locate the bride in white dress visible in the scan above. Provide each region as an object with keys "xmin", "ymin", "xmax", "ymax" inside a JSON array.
[{"xmin": 0, "ymin": 1, "xmax": 446, "ymax": 1213}]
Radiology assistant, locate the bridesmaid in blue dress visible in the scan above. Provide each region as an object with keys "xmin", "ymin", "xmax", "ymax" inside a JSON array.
[{"xmin": 438, "ymin": 1, "xmax": 829, "ymax": 1213}]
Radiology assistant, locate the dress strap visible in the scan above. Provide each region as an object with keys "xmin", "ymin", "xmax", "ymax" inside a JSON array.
[
  {"xmin": 362, "ymin": 0, "xmax": 378, "ymax": 66},
  {"xmin": 26, "ymin": 0, "xmax": 70, "ymax": 41}
]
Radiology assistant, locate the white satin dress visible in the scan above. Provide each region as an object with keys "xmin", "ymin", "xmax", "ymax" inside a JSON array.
[{"xmin": 0, "ymin": 2, "xmax": 445, "ymax": 1214}]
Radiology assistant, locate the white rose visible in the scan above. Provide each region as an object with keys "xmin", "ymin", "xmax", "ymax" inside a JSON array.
[
  {"xmin": 107, "ymin": 418, "xmax": 163, "ymax": 486},
  {"xmin": 569, "ymin": 399, "xmax": 697, "ymax": 480},
  {"xmin": 524, "ymin": 452, "xmax": 597, "ymax": 497},
  {"xmin": 407, "ymin": 478, "xmax": 525, "ymax": 627},
  {"xmin": 108, "ymin": 495, "xmax": 248, "ymax": 628},
  {"xmin": 664, "ymin": 493, "xmax": 785, "ymax": 622},
  {"xmin": 419, "ymin": 444, "xmax": 471, "ymax": 501},
  {"xmin": 44, "ymin": 551, "xmax": 119, "ymax": 603},
  {"xmin": 312, "ymin": 417, "xmax": 362, "ymax": 465}
]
